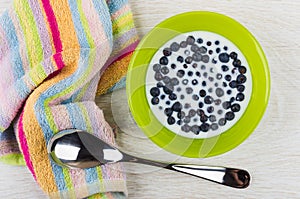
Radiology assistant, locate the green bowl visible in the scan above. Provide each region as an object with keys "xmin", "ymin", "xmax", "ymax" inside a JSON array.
[{"xmin": 126, "ymin": 11, "xmax": 270, "ymax": 158}]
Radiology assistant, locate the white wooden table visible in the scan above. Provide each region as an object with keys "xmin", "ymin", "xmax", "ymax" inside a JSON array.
[{"xmin": 1, "ymin": 0, "xmax": 300, "ymax": 198}]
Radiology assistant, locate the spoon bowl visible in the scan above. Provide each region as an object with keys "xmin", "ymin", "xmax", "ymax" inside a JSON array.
[{"xmin": 48, "ymin": 129, "xmax": 250, "ymax": 189}]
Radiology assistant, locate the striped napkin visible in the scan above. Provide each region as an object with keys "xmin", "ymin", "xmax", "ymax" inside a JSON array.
[{"xmin": 0, "ymin": 0, "xmax": 138, "ymax": 198}]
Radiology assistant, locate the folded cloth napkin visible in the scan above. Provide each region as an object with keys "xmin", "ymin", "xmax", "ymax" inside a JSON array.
[{"xmin": 0, "ymin": 0, "xmax": 138, "ymax": 198}]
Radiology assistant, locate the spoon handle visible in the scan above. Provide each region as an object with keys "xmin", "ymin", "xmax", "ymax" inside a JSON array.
[
  {"xmin": 164, "ymin": 164, "xmax": 250, "ymax": 189},
  {"xmin": 123, "ymin": 155, "xmax": 250, "ymax": 189}
]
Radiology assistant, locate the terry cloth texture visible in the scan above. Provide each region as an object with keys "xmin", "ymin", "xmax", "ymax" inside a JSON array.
[{"xmin": 0, "ymin": 0, "xmax": 138, "ymax": 198}]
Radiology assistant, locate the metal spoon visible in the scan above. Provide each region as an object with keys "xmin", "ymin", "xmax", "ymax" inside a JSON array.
[{"xmin": 47, "ymin": 129, "xmax": 250, "ymax": 189}]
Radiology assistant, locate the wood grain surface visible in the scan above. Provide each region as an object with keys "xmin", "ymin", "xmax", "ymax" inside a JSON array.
[{"xmin": 0, "ymin": 0, "xmax": 300, "ymax": 198}]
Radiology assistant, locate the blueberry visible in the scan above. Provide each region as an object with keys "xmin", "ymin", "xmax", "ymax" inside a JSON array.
[
  {"xmin": 170, "ymin": 42, "xmax": 180, "ymax": 52},
  {"xmin": 182, "ymin": 79, "xmax": 189, "ymax": 85},
  {"xmin": 167, "ymin": 116, "xmax": 176, "ymax": 125},
  {"xmin": 164, "ymin": 108, "xmax": 173, "ymax": 117},
  {"xmin": 230, "ymin": 97, "xmax": 235, "ymax": 103},
  {"xmin": 163, "ymin": 48, "xmax": 172, "ymax": 56},
  {"xmin": 166, "ymin": 101, "xmax": 171, "ymax": 105},
  {"xmin": 177, "ymin": 111, "xmax": 185, "ymax": 119},
  {"xmin": 218, "ymin": 110, "xmax": 223, "ymax": 115},
  {"xmin": 163, "ymin": 76, "xmax": 170, "ymax": 84},
  {"xmin": 183, "ymin": 117, "xmax": 191, "ymax": 124},
  {"xmin": 225, "ymin": 75, "xmax": 232, "ymax": 81},
  {"xmin": 177, "ymin": 70, "xmax": 185, "ymax": 78},
  {"xmin": 199, "ymin": 46, "xmax": 207, "ymax": 54},
  {"xmin": 237, "ymin": 85, "xmax": 245, "ymax": 92},
  {"xmin": 207, "ymin": 106, "xmax": 214, "ymax": 113},
  {"xmin": 202, "ymin": 55, "xmax": 210, "ymax": 63},
  {"xmin": 177, "ymin": 120, "xmax": 183, "ymax": 125},
  {"xmin": 216, "ymin": 73, "xmax": 223, "ymax": 80},
  {"xmin": 186, "ymin": 87, "xmax": 193, "ymax": 94},
  {"xmin": 180, "ymin": 41, "xmax": 188, "ymax": 48},
  {"xmin": 225, "ymin": 112, "xmax": 235, "ymax": 121},
  {"xmin": 211, "ymin": 123, "xmax": 219, "ymax": 131},
  {"xmin": 231, "ymin": 104, "xmax": 241, "ymax": 112},
  {"xmin": 170, "ymin": 78, "xmax": 179, "ymax": 85},
  {"xmin": 192, "ymin": 94, "xmax": 199, "ymax": 101},
  {"xmin": 151, "ymin": 97, "xmax": 159, "ymax": 105},
  {"xmin": 188, "ymin": 71, "xmax": 193, "ymax": 76},
  {"xmin": 224, "ymin": 46, "xmax": 228, "ymax": 51},
  {"xmin": 208, "ymin": 88, "xmax": 213, "ymax": 93},
  {"xmin": 187, "ymin": 36, "xmax": 196, "ymax": 45},
  {"xmin": 163, "ymin": 86, "xmax": 173, "ymax": 94},
  {"xmin": 171, "ymin": 64, "xmax": 177, "ymax": 69},
  {"xmin": 203, "ymin": 72, "xmax": 208, "ymax": 78},
  {"xmin": 197, "ymin": 38, "xmax": 203, "ymax": 44},
  {"xmin": 199, "ymin": 90, "xmax": 206, "ymax": 97},
  {"xmin": 169, "ymin": 93, "xmax": 177, "ymax": 101},
  {"xmin": 239, "ymin": 66, "xmax": 247, "ymax": 74},
  {"xmin": 200, "ymin": 115, "xmax": 208, "ymax": 123},
  {"xmin": 183, "ymin": 64, "xmax": 188, "ymax": 69},
  {"xmin": 209, "ymin": 50, "xmax": 213, "ymax": 55},
  {"xmin": 155, "ymin": 72, "xmax": 163, "ymax": 81},
  {"xmin": 215, "ymin": 83, "xmax": 219, "ymax": 87},
  {"xmin": 180, "ymin": 95, "xmax": 185, "ymax": 100},
  {"xmin": 204, "ymin": 96, "xmax": 214, "ymax": 104},
  {"xmin": 185, "ymin": 57, "xmax": 193, "ymax": 64},
  {"xmin": 227, "ymin": 90, "xmax": 232, "ymax": 95},
  {"xmin": 223, "ymin": 82, "xmax": 228, "ymax": 87},
  {"xmin": 192, "ymin": 63, "xmax": 198, "ymax": 68},
  {"xmin": 233, "ymin": 59, "xmax": 242, "ymax": 67},
  {"xmin": 222, "ymin": 101, "xmax": 231, "ymax": 109},
  {"xmin": 172, "ymin": 102, "xmax": 182, "ymax": 112},
  {"xmin": 215, "ymin": 88, "xmax": 224, "ymax": 97},
  {"xmin": 176, "ymin": 87, "xmax": 182, "ymax": 92},
  {"xmin": 222, "ymin": 65, "xmax": 229, "ymax": 72},
  {"xmin": 196, "ymin": 71, "xmax": 201, "ymax": 77},
  {"xmin": 218, "ymin": 118, "xmax": 226, "ymax": 126},
  {"xmin": 160, "ymin": 95, "xmax": 166, "ymax": 100},
  {"xmin": 191, "ymin": 44, "xmax": 199, "ymax": 52},
  {"xmin": 200, "ymin": 123, "xmax": 210, "ymax": 132},
  {"xmin": 177, "ymin": 56, "xmax": 184, "ymax": 63},
  {"xmin": 230, "ymin": 52, "xmax": 238, "ymax": 60},
  {"xmin": 219, "ymin": 53, "xmax": 230, "ymax": 63},
  {"xmin": 216, "ymin": 48, "xmax": 221, "ymax": 53},
  {"xmin": 192, "ymin": 53, "xmax": 202, "ymax": 62},
  {"xmin": 197, "ymin": 109, "xmax": 205, "ymax": 116},
  {"xmin": 198, "ymin": 102, "xmax": 204, "ymax": 108},
  {"xmin": 229, "ymin": 80, "xmax": 237, "ymax": 88},
  {"xmin": 237, "ymin": 74, "xmax": 247, "ymax": 84},
  {"xmin": 181, "ymin": 124, "xmax": 191, "ymax": 132},
  {"xmin": 207, "ymin": 41, "xmax": 212, "ymax": 46},
  {"xmin": 191, "ymin": 125, "xmax": 201, "ymax": 135},
  {"xmin": 189, "ymin": 109, "xmax": 197, "ymax": 117},
  {"xmin": 150, "ymin": 87, "xmax": 160, "ymax": 97},
  {"xmin": 236, "ymin": 93, "xmax": 245, "ymax": 101},
  {"xmin": 208, "ymin": 77, "xmax": 214, "ymax": 82},
  {"xmin": 161, "ymin": 67, "xmax": 169, "ymax": 75},
  {"xmin": 192, "ymin": 79, "xmax": 198, "ymax": 85},
  {"xmin": 160, "ymin": 56, "xmax": 169, "ymax": 65},
  {"xmin": 157, "ymin": 82, "xmax": 164, "ymax": 88},
  {"xmin": 209, "ymin": 115, "xmax": 217, "ymax": 122},
  {"xmin": 215, "ymin": 40, "xmax": 220, "ymax": 45},
  {"xmin": 153, "ymin": 64, "xmax": 161, "ymax": 72}
]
